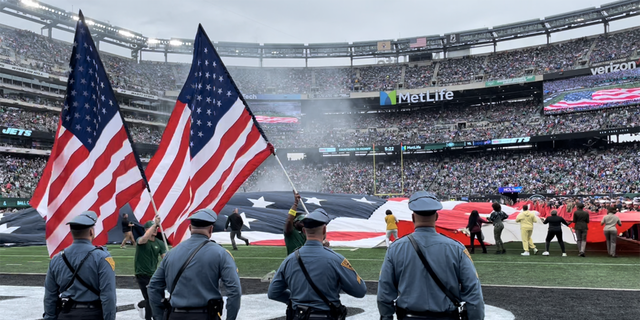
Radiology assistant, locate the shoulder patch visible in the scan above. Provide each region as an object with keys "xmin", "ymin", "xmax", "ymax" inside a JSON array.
[
  {"xmin": 225, "ymin": 249, "xmax": 235, "ymax": 261},
  {"xmin": 105, "ymin": 257, "xmax": 115, "ymax": 271},
  {"xmin": 341, "ymin": 258, "xmax": 354, "ymax": 271},
  {"xmin": 341, "ymin": 258, "xmax": 362, "ymax": 284},
  {"xmin": 463, "ymin": 249, "xmax": 474, "ymax": 263}
]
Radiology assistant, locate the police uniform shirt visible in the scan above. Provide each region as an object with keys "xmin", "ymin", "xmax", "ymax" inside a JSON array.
[
  {"xmin": 268, "ymin": 240, "xmax": 367, "ymax": 311},
  {"xmin": 147, "ymin": 233, "xmax": 241, "ymax": 320},
  {"xmin": 44, "ymin": 239, "xmax": 117, "ymax": 320},
  {"xmin": 377, "ymin": 227, "xmax": 485, "ymax": 320}
]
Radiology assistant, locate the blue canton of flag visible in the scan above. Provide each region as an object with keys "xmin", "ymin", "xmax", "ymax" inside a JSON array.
[
  {"xmin": 178, "ymin": 28, "xmax": 244, "ymax": 158},
  {"xmin": 61, "ymin": 18, "xmax": 119, "ymax": 150}
]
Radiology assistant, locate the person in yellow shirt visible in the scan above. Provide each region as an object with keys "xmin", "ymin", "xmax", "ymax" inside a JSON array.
[
  {"xmin": 515, "ymin": 205, "xmax": 539, "ymax": 256},
  {"xmin": 384, "ymin": 210, "xmax": 399, "ymax": 247}
]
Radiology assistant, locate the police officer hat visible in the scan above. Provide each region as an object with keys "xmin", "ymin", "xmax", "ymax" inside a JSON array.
[
  {"xmin": 302, "ymin": 208, "xmax": 331, "ymax": 229},
  {"xmin": 408, "ymin": 191, "xmax": 442, "ymax": 216},
  {"xmin": 66, "ymin": 211, "xmax": 98, "ymax": 230},
  {"xmin": 188, "ymin": 208, "xmax": 218, "ymax": 227}
]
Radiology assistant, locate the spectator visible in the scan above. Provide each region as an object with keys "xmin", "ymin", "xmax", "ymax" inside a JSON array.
[
  {"xmin": 283, "ymin": 192, "xmax": 306, "ymax": 255},
  {"xmin": 542, "ymin": 210, "xmax": 569, "ymax": 256},
  {"xmin": 134, "ymin": 216, "xmax": 167, "ymax": 320}
]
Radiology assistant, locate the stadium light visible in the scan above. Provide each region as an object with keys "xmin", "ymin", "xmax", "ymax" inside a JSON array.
[
  {"xmin": 21, "ymin": 0, "xmax": 39, "ymax": 8},
  {"xmin": 118, "ymin": 30, "xmax": 135, "ymax": 38},
  {"xmin": 147, "ymin": 38, "xmax": 159, "ymax": 44},
  {"xmin": 86, "ymin": 20, "xmax": 95, "ymax": 26},
  {"xmin": 169, "ymin": 39, "xmax": 183, "ymax": 46}
]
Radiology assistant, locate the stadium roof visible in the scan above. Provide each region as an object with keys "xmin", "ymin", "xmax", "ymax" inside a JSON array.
[{"xmin": 1, "ymin": 0, "xmax": 640, "ymax": 60}]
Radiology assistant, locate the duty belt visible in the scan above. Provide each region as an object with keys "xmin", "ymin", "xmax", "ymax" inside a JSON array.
[
  {"xmin": 71, "ymin": 301, "xmax": 101, "ymax": 309},
  {"xmin": 172, "ymin": 307, "xmax": 208, "ymax": 313}
]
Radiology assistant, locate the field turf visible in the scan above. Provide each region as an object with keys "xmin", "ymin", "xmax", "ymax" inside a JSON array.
[{"xmin": 1, "ymin": 240, "xmax": 639, "ymax": 289}]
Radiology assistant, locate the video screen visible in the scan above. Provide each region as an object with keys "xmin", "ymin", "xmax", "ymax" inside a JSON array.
[
  {"xmin": 543, "ymin": 64, "xmax": 640, "ymax": 114},
  {"xmin": 245, "ymin": 101, "xmax": 301, "ymax": 123}
]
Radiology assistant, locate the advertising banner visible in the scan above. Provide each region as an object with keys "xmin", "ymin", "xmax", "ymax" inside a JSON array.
[{"xmin": 485, "ymin": 75, "xmax": 536, "ymax": 87}]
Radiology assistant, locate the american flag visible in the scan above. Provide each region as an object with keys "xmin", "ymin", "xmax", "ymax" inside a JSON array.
[
  {"xmin": 410, "ymin": 37, "xmax": 427, "ymax": 48},
  {"xmin": 130, "ymin": 25, "xmax": 274, "ymax": 245},
  {"xmin": 545, "ymin": 87, "xmax": 640, "ymax": 112},
  {"xmin": 30, "ymin": 13, "xmax": 146, "ymax": 257}
]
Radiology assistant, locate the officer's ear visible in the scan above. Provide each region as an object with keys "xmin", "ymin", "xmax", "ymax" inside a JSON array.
[
  {"xmin": 89, "ymin": 227, "xmax": 95, "ymax": 241},
  {"xmin": 411, "ymin": 213, "xmax": 415, "ymax": 223},
  {"xmin": 188, "ymin": 224, "xmax": 193, "ymax": 233}
]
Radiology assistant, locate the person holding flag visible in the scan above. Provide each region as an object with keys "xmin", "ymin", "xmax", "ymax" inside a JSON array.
[{"xmin": 37, "ymin": 11, "xmax": 147, "ymax": 318}]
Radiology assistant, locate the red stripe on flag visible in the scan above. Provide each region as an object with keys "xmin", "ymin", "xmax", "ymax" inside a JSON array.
[
  {"xmin": 190, "ymin": 111, "xmax": 252, "ymax": 190},
  {"xmin": 146, "ymin": 122, "xmax": 192, "ymax": 211},
  {"xmin": 45, "ymin": 129, "xmax": 128, "ymax": 233},
  {"xmin": 143, "ymin": 102, "xmax": 189, "ymax": 178}
]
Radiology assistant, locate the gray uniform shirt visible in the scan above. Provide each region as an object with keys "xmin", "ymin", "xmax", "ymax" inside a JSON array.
[
  {"xmin": 377, "ymin": 227, "xmax": 485, "ymax": 320},
  {"xmin": 268, "ymin": 240, "xmax": 367, "ymax": 311},
  {"xmin": 147, "ymin": 234, "xmax": 241, "ymax": 320},
  {"xmin": 44, "ymin": 239, "xmax": 117, "ymax": 320}
]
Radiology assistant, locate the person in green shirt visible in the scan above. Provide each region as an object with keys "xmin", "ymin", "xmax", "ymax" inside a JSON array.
[
  {"xmin": 284, "ymin": 192, "xmax": 306, "ymax": 255},
  {"xmin": 134, "ymin": 216, "xmax": 167, "ymax": 320}
]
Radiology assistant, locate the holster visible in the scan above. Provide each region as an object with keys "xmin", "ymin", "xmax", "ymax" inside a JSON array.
[
  {"xmin": 286, "ymin": 301, "xmax": 295, "ymax": 320},
  {"xmin": 59, "ymin": 297, "xmax": 74, "ymax": 314},
  {"xmin": 207, "ymin": 299, "xmax": 224, "ymax": 319},
  {"xmin": 330, "ymin": 305, "xmax": 347, "ymax": 320},
  {"xmin": 161, "ymin": 298, "xmax": 172, "ymax": 320}
]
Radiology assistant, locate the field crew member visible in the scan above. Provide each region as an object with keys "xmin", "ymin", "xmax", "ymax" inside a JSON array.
[
  {"xmin": 377, "ymin": 191, "xmax": 485, "ymax": 320},
  {"xmin": 268, "ymin": 208, "xmax": 367, "ymax": 320},
  {"xmin": 148, "ymin": 209, "xmax": 241, "ymax": 320},
  {"xmin": 43, "ymin": 211, "xmax": 117, "ymax": 320}
]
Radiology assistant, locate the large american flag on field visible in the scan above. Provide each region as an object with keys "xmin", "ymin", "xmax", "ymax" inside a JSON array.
[
  {"xmin": 130, "ymin": 25, "xmax": 274, "ymax": 245},
  {"xmin": 545, "ymin": 87, "xmax": 640, "ymax": 112},
  {"xmin": 30, "ymin": 13, "xmax": 146, "ymax": 257}
]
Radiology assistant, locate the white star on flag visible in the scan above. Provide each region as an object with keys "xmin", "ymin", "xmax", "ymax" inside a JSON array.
[
  {"xmin": 305, "ymin": 197, "xmax": 326, "ymax": 206},
  {"xmin": 240, "ymin": 212, "xmax": 257, "ymax": 229},
  {"xmin": 247, "ymin": 196, "xmax": 275, "ymax": 208},
  {"xmin": 352, "ymin": 197, "xmax": 377, "ymax": 205}
]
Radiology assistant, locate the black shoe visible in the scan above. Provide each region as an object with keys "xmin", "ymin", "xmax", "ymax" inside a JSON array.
[
  {"xmin": 245, "ymin": 240, "xmax": 250, "ymax": 246},
  {"xmin": 470, "ymin": 249, "xmax": 475, "ymax": 254},
  {"xmin": 611, "ymin": 255, "xmax": 618, "ymax": 258},
  {"xmin": 495, "ymin": 251, "xmax": 502, "ymax": 254},
  {"xmin": 502, "ymin": 249, "xmax": 506, "ymax": 254},
  {"xmin": 232, "ymin": 248, "xmax": 238, "ymax": 250},
  {"xmin": 482, "ymin": 250, "xmax": 487, "ymax": 254},
  {"xmin": 579, "ymin": 253, "xmax": 585, "ymax": 257}
]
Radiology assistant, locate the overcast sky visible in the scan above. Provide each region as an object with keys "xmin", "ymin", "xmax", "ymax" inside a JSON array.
[{"xmin": 3, "ymin": 0, "xmax": 640, "ymax": 66}]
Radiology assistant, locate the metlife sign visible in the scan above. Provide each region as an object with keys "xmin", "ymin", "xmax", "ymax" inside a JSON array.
[{"xmin": 380, "ymin": 89, "xmax": 454, "ymax": 106}]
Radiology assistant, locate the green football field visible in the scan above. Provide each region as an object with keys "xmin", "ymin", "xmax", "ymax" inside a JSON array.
[{"xmin": 1, "ymin": 241, "xmax": 639, "ymax": 289}]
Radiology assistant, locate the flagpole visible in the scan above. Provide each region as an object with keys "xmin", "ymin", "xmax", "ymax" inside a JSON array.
[
  {"xmin": 274, "ymin": 154, "xmax": 310, "ymax": 214},
  {"xmin": 146, "ymin": 189, "xmax": 170, "ymax": 252}
]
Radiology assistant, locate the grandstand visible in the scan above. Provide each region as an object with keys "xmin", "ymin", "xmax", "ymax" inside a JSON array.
[{"xmin": 2, "ymin": 0, "xmax": 640, "ymax": 204}]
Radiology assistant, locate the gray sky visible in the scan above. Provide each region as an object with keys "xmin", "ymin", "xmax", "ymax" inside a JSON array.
[{"xmin": 3, "ymin": 0, "xmax": 640, "ymax": 66}]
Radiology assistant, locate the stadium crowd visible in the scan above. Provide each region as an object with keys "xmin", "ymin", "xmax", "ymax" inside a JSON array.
[
  {"xmin": 0, "ymin": 154, "xmax": 47, "ymax": 198},
  {"xmin": 242, "ymin": 144, "xmax": 640, "ymax": 197},
  {"xmin": 1, "ymin": 24, "xmax": 639, "ymax": 96}
]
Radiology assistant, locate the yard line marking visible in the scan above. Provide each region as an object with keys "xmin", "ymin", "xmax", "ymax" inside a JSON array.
[
  {"xmin": 5, "ymin": 264, "xmax": 22, "ymax": 266},
  {"xmin": 474, "ymin": 261, "xmax": 640, "ymax": 266},
  {"xmin": 350, "ymin": 248, "xmax": 360, "ymax": 251},
  {"xmin": 482, "ymin": 284, "xmax": 640, "ymax": 291}
]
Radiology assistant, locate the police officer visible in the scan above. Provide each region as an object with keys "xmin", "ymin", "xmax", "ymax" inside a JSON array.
[
  {"xmin": 268, "ymin": 208, "xmax": 367, "ymax": 319},
  {"xmin": 377, "ymin": 191, "xmax": 485, "ymax": 320},
  {"xmin": 43, "ymin": 211, "xmax": 117, "ymax": 320},
  {"xmin": 147, "ymin": 209, "xmax": 241, "ymax": 320}
]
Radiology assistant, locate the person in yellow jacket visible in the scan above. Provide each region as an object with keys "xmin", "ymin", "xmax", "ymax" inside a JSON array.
[
  {"xmin": 515, "ymin": 205, "xmax": 539, "ymax": 256},
  {"xmin": 384, "ymin": 210, "xmax": 399, "ymax": 247}
]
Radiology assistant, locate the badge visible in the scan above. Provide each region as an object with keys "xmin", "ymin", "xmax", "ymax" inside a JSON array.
[{"xmin": 341, "ymin": 259, "xmax": 362, "ymax": 284}]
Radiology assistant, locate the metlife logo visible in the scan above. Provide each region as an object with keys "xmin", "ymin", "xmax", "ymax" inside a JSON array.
[{"xmin": 380, "ymin": 89, "xmax": 454, "ymax": 106}]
